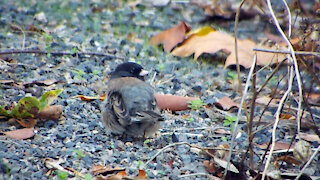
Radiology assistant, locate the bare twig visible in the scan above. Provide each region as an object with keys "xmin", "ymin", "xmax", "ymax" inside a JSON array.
[
  {"xmin": 0, "ymin": 49, "xmax": 125, "ymax": 59},
  {"xmin": 226, "ymin": 54, "xmax": 257, "ymax": 177},
  {"xmin": 248, "ymin": 57, "xmax": 257, "ymax": 169},
  {"xmin": 262, "ymin": 0, "xmax": 304, "ymax": 178},
  {"xmin": 143, "ymin": 142, "xmax": 189, "ymax": 169},
  {"xmin": 296, "ymin": 145, "xmax": 320, "ymax": 180},
  {"xmin": 178, "ymin": 173, "xmax": 213, "ymax": 179},
  {"xmin": 253, "ymin": 48, "xmax": 320, "ymax": 57},
  {"xmin": 224, "ymin": 0, "xmax": 248, "ymax": 178}
]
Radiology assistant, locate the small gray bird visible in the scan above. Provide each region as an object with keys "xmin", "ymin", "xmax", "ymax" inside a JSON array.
[{"xmin": 101, "ymin": 62, "xmax": 164, "ymax": 137}]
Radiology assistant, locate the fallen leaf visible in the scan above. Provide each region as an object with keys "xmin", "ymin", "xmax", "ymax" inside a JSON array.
[
  {"xmin": 298, "ymin": 132, "xmax": 320, "ymax": 143},
  {"xmin": 275, "ymin": 155, "xmax": 301, "ymax": 166},
  {"xmin": 305, "ymin": 92, "xmax": 320, "ymax": 105},
  {"xmin": 256, "ymin": 96, "xmax": 280, "ymax": 107},
  {"xmin": 214, "ymin": 96, "xmax": 239, "ymax": 110},
  {"xmin": 191, "ymin": 0, "xmax": 262, "ymax": 20},
  {"xmin": 36, "ymin": 105, "xmax": 63, "ymax": 120},
  {"xmin": 214, "ymin": 128, "xmax": 231, "ymax": 135},
  {"xmin": 204, "ymin": 160, "xmax": 219, "ymax": 174},
  {"xmin": 171, "ymin": 26, "xmax": 285, "ymax": 68},
  {"xmin": 149, "ymin": 21, "xmax": 191, "ymax": 52},
  {"xmin": 216, "ymin": 143, "xmax": 230, "ymax": 160},
  {"xmin": 2, "ymin": 128, "xmax": 35, "ymax": 140},
  {"xmin": 137, "ymin": 169, "xmax": 147, "ymax": 180},
  {"xmin": 74, "ymin": 95, "xmax": 105, "ymax": 101},
  {"xmin": 293, "ymin": 140, "xmax": 312, "ymax": 163},
  {"xmin": 106, "ymin": 171, "xmax": 127, "ymax": 180},
  {"xmin": 92, "ymin": 165, "xmax": 125, "ymax": 176},
  {"xmin": 213, "ymin": 156, "xmax": 239, "ymax": 173},
  {"xmin": 155, "ymin": 94, "xmax": 199, "ymax": 111},
  {"xmin": 279, "ymin": 113, "xmax": 294, "ymax": 120},
  {"xmin": 255, "ymin": 142, "xmax": 292, "ymax": 150},
  {"xmin": 0, "ymin": 79, "xmax": 14, "ymax": 84},
  {"xmin": 16, "ymin": 118, "xmax": 37, "ymax": 128}
]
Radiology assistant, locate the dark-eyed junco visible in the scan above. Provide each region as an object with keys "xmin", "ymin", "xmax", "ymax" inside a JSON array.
[{"xmin": 101, "ymin": 62, "xmax": 164, "ymax": 137}]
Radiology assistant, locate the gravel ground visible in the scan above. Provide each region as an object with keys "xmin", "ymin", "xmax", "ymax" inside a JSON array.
[{"xmin": 1, "ymin": 0, "xmax": 320, "ymax": 179}]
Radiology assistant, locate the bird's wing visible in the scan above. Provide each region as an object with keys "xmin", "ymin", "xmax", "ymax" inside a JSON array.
[
  {"xmin": 107, "ymin": 91, "xmax": 130, "ymax": 126},
  {"xmin": 132, "ymin": 110, "xmax": 164, "ymax": 123}
]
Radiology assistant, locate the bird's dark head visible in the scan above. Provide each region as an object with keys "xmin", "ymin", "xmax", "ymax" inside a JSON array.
[{"xmin": 110, "ymin": 62, "xmax": 148, "ymax": 81}]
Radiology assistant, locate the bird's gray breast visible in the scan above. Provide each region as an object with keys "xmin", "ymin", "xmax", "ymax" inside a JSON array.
[{"xmin": 120, "ymin": 85, "xmax": 154, "ymax": 115}]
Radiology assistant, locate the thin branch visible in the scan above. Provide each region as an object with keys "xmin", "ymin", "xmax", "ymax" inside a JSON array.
[
  {"xmin": 143, "ymin": 142, "xmax": 189, "ymax": 169},
  {"xmin": 224, "ymin": 0, "xmax": 248, "ymax": 178},
  {"xmin": 262, "ymin": 0, "xmax": 304, "ymax": 178},
  {"xmin": 0, "ymin": 49, "xmax": 125, "ymax": 59},
  {"xmin": 179, "ymin": 173, "xmax": 213, "ymax": 179},
  {"xmin": 262, "ymin": 61, "xmax": 295, "ymax": 180},
  {"xmin": 295, "ymin": 145, "xmax": 320, "ymax": 180},
  {"xmin": 253, "ymin": 48, "xmax": 320, "ymax": 57},
  {"xmin": 226, "ymin": 54, "xmax": 257, "ymax": 178}
]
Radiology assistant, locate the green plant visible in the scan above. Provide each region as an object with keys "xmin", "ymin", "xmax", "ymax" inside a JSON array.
[
  {"xmin": 43, "ymin": 32, "xmax": 53, "ymax": 58},
  {"xmin": 84, "ymin": 173, "xmax": 93, "ymax": 180},
  {"xmin": 0, "ymin": 89, "xmax": 63, "ymax": 119},
  {"xmin": 226, "ymin": 71, "xmax": 238, "ymax": 80},
  {"xmin": 110, "ymin": 141, "xmax": 115, "ymax": 149},
  {"xmin": 157, "ymin": 64, "xmax": 165, "ymax": 72},
  {"xmin": 134, "ymin": 160, "xmax": 144, "ymax": 169},
  {"xmin": 268, "ymin": 75, "xmax": 278, "ymax": 87},
  {"xmin": 188, "ymin": 99, "xmax": 206, "ymax": 111},
  {"xmin": 186, "ymin": 117, "xmax": 194, "ymax": 123},
  {"xmin": 71, "ymin": 47, "xmax": 79, "ymax": 54},
  {"xmin": 221, "ymin": 136, "xmax": 228, "ymax": 142},
  {"xmin": 73, "ymin": 149, "xmax": 85, "ymax": 159},
  {"xmin": 72, "ymin": 69, "xmax": 85, "ymax": 80},
  {"xmin": 57, "ymin": 170, "xmax": 68, "ymax": 180},
  {"xmin": 90, "ymin": 69, "xmax": 99, "ymax": 76},
  {"xmin": 223, "ymin": 116, "xmax": 236, "ymax": 131},
  {"xmin": 144, "ymin": 139, "xmax": 150, "ymax": 144}
]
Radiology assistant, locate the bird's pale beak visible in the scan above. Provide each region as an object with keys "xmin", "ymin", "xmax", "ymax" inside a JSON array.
[{"xmin": 139, "ymin": 69, "xmax": 149, "ymax": 76}]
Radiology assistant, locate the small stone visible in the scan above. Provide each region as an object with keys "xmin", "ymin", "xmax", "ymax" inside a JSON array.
[
  {"xmin": 192, "ymin": 85, "xmax": 202, "ymax": 92},
  {"xmin": 65, "ymin": 142, "xmax": 75, "ymax": 148},
  {"xmin": 56, "ymin": 132, "xmax": 67, "ymax": 139},
  {"xmin": 82, "ymin": 156, "xmax": 92, "ymax": 166}
]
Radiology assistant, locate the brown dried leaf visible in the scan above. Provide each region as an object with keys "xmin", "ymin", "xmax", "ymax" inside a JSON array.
[
  {"xmin": 255, "ymin": 142, "xmax": 292, "ymax": 150},
  {"xmin": 155, "ymin": 94, "xmax": 199, "ymax": 111},
  {"xmin": 106, "ymin": 171, "xmax": 127, "ymax": 180},
  {"xmin": 299, "ymin": 132, "xmax": 320, "ymax": 143},
  {"xmin": 137, "ymin": 169, "xmax": 147, "ymax": 180},
  {"xmin": 36, "ymin": 105, "xmax": 63, "ymax": 120},
  {"xmin": 74, "ymin": 95, "xmax": 105, "ymax": 101},
  {"xmin": 149, "ymin": 21, "xmax": 191, "ymax": 52},
  {"xmin": 305, "ymin": 93, "xmax": 320, "ymax": 105},
  {"xmin": 214, "ymin": 96, "xmax": 239, "ymax": 110},
  {"xmin": 16, "ymin": 118, "xmax": 37, "ymax": 128},
  {"xmin": 204, "ymin": 160, "xmax": 218, "ymax": 174},
  {"xmin": 275, "ymin": 155, "xmax": 301, "ymax": 166},
  {"xmin": 92, "ymin": 165, "xmax": 125, "ymax": 176},
  {"xmin": 171, "ymin": 26, "xmax": 285, "ymax": 68},
  {"xmin": 2, "ymin": 128, "xmax": 35, "ymax": 140},
  {"xmin": 0, "ymin": 79, "xmax": 14, "ymax": 84}
]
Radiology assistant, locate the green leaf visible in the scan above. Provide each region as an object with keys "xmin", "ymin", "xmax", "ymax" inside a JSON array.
[
  {"xmin": 39, "ymin": 89, "xmax": 63, "ymax": 110},
  {"xmin": 221, "ymin": 136, "xmax": 227, "ymax": 142},
  {"xmin": 57, "ymin": 170, "xmax": 68, "ymax": 180},
  {"xmin": 223, "ymin": 120, "xmax": 231, "ymax": 126},
  {"xmin": 71, "ymin": 47, "xmax": 79, "ymax": 54},
  {"xmin": 187, "ymin": 99, "xmax": 206, "ymax": 111},
  {"xmin": 11, "ymin": 97, "xmax": 40, "ymax": 119},
  {"xmin": 0, "ymin": 105, "xmax": 10, "ymax": 116},
  {"xmin": 84, "ymin": 174, "xmax": 93, "ymax": 180}
]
